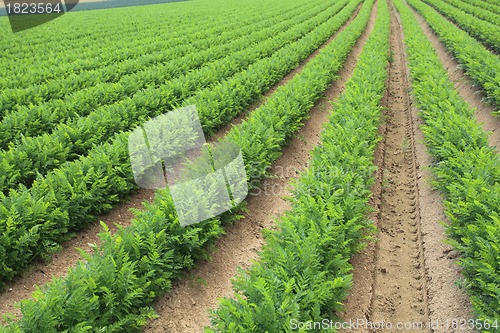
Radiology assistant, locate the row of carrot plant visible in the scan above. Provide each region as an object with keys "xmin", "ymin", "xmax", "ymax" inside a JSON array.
[
  {"xmin": 0, "ymin": 2, "xmax": 213, "ymax": 56},
  {"xmin": 396, "ymin": 0, "xmax": 500, "ymax": 323},
  {"xmin": 0, "ymin": 0, "xmax": 359, "ymax": 285},
  {"xmin": 0, "ymin": 10, "xmax": 215, "ymax": 87},
  {"xmin": 475, "ymin": 0, "xmax": 500, "ymax": 7},
  {"xmin": 463, "ymin": 0, "xmax": 500, "ymax": 15},
  {"xmin": 1, "ymin": 0, "xmax": 371, "ymax": 330},
  {"xmin": 208, "ymin": 0, "xmax": 388, "ymax": 330},
  {"xmin": 408, "ymin": 0, "xmax": 500, "ymax": 111},
  {"xmin": 421, "ymin": 0, "xmax": 500, "ymax": 53},
  {"xmin": 0, "ymin": 0, "xmax": 326, "ymax": 146}
]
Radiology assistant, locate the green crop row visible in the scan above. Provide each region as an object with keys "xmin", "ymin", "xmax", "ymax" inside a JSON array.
[
  {"xmin": 442, "ymin": 0, "xmax": 500, "ymax": 25},
  {"xmin": 422, "ymin": 0, "xmax": 500, "ymax": 53},
  {"xmin": 395, "ymin": 0, "xmax": 500, "ymax": 323},
  {"xmin": 0, "ymin": 0, "xmax": 342, "ymax": 195},
  {"xmin": 0, "ymin": 0, "xmax": 310, "ymax": 112},
  {"xmin": 463, "ymin": 0, "xmax": 500, "ymax": 15},
  {"xmin": 1, "ymin": 0, "xmax": 370, "ymax": 330},
  {"xmin": 408, "ymin": 0, "xmax": 500, "ymax": 111},
  {"xmin": 0, "ymin": 0, "xmax": 314, "ymax": 91},
  {"xmin": 0, "ymin": 0, "xmax": 358, "ymax": 285},
  {"xmin": 0, "ymin": 1, "xmax": 216, "ymax": 56},
  {"xmin": 0, "ymin": 0, "xmax": 324, "ymax": 146},
  {"xmin": 207, "ymin": 0, "xmax": 388, "ymax": 330},
  {"xmin": 0, "ymin": 0, "xmax": 298, "ymax": 58}
]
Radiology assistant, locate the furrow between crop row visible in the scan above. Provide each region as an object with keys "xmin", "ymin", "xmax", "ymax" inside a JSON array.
[
  {"xmin": 209, "ymin": 0, "xmax": 388, "ymax": 330},
  {"xmin": 144, "ymin": 1, "xmax": 374, "ymax": 331},
  {"xmin": 395, "ymin": 0, "xmax": 500, "ymax": 324}
]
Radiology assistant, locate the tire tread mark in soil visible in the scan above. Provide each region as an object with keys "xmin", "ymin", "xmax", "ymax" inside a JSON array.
[
  {"xmin": 336, "ymin": 2, "xmax": 473, "ymax": 331},
  {"xmin": 368, "ymin": 3, "xmax": 430, "ymax": 331}
]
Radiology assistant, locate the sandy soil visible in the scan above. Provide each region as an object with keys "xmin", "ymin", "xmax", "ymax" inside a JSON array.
[{"xmin": 338, "ymin": 1, "xmax": 473, "ymax": 332}]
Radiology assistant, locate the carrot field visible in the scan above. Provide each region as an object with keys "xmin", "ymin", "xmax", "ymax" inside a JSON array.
[{"xmin": 0, "ymin": 0, "xmax": 499, "ymax": 331}]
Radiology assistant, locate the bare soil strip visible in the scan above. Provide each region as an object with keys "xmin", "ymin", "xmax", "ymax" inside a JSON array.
[
  {"xmin": 409, "ymin": 3, "xmax": 500, "ymax": 150},
  {"xmin": 340, "ymin": 2, "xmax": 472, "ymax": 332},
  {"xmin": 0, "ymin": 1, "xmax": 364, "ymax": 322},
  {"xmin": 142, "ymin": 3, "xmax": 378, "ymax": 332}
]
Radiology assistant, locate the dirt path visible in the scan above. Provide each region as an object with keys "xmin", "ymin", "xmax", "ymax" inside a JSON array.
[
  {"xmin": 0, "ymin": 0, "xmax": 108, "ymax": 9},
  {"xmin": 339, "ymin": 2, "xmax": 472, "ymax": 332},
  {"xmin": 409, "ymin": 3, "xmax": 500, "ymax": 150},
  {"xmin": 142, "ymin": 3, "xmax": 378, "ymax": 332}
]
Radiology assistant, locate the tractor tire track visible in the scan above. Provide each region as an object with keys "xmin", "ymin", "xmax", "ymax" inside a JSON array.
[
  {"xmin": 367, "ymin": 4, "xmax": 430, "ymax": 330},
  {"xmin": 340, "ymin": 2, "xmax": 473, "ymax": 332}
]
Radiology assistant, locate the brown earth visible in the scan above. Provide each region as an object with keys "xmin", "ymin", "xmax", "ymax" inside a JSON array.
[{"xmin": 339, "ymin": 1, "xmax": 473, "ymax": 332}]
